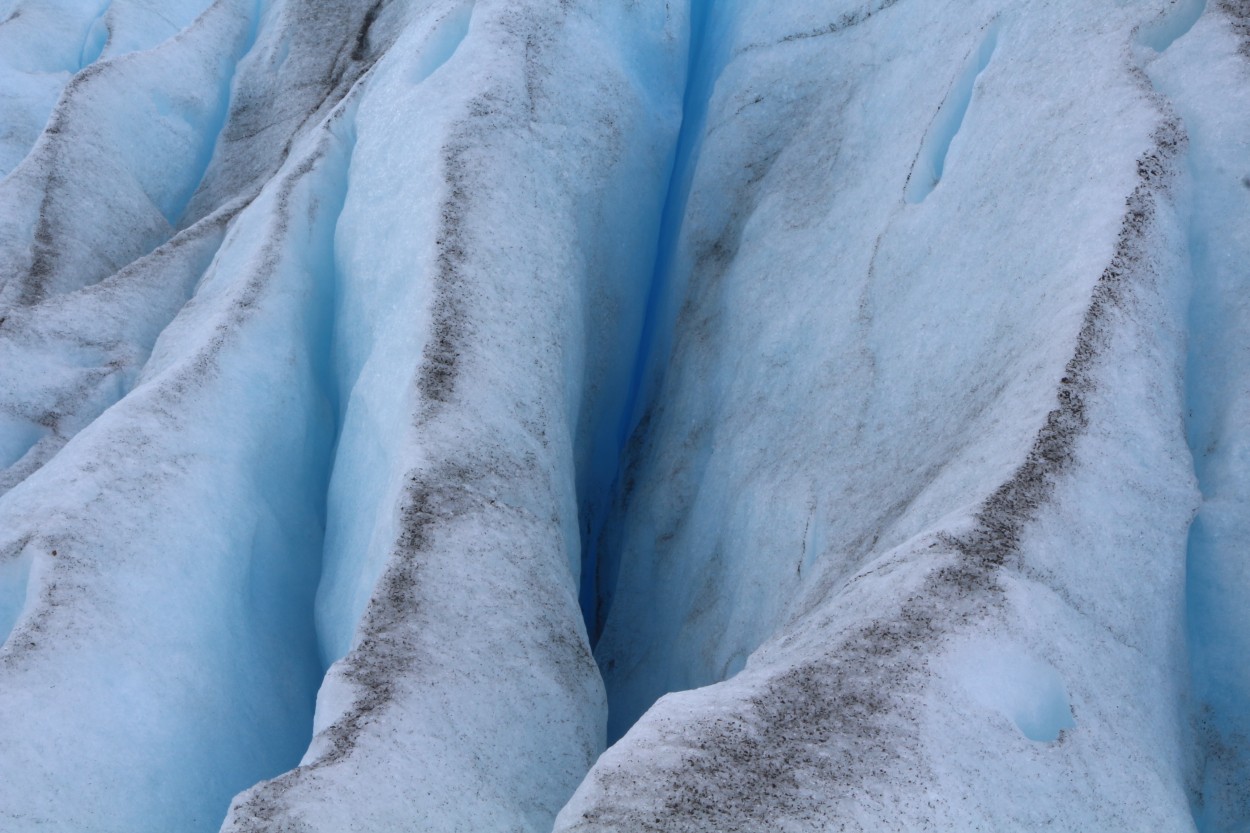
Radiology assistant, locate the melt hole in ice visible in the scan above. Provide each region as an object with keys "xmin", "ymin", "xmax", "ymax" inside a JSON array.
[
  {"xmin": 410, "ymin": 2, "xmax": 474, "ymax": 85},
  {"xmin": 905, "ymin": 20, "xmax": 999, "ymax": 204},
  {"xmin": 950, "ymin": 643, "xmax": 1075, "ymax": 742},
  {"xmin": 78, "ymin": 7, "xmax": 111, "ymax": 69},
  {"xmin": 1136, "ymin": 0, "xmax": 1206, "ymax": 52}
]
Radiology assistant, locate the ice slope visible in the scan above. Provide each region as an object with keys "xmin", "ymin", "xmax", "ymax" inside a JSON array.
[
  {"xmin": 0, "ymin": 0, "xmax": 684, "ymax": 830},
  {"xmin": 0, "ymin": 0, "xmax": 1246, "ymax": 831},
  {"xmin": 560, "ymin": 0, "xmax": 1242, "ymax": 830},
  {"xmin": 221, "ymin": 2, "xmax": 685, "ymax": 831}
]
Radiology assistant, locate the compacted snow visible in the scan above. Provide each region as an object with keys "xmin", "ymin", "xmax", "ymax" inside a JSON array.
[{"xmin": 0, "ymin": 0, "xmax": 1246, "ymax": 831}]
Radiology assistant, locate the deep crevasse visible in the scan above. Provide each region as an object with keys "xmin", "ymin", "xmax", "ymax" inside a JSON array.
[{"xmin": 0, "ymin": 0, "xmax": 1247, "ymax": 831}]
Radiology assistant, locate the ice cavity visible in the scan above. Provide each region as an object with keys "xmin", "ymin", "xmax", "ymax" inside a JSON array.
[{"xmin": 948, "ymin": 641, "xmax": 1074, "ymax": 742}]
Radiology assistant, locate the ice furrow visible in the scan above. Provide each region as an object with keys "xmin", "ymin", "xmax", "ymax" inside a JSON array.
[
  {"xmin": 0, "ymin": 0, "xmax": 1244, "ymax": 830},
  {"xmin": 0, "ymin": 0, "xmax": 230, "ymax": 180},
  {"xmin": 0, "ymin": 12, "xmax": 412, "ymax": 833},
  {"xmin": 0, "ymin": 0, "xmax": 405, "ymax": 507},
  {"xmin": 0, "ymin": 0, "xmax": 260, "ymax": 506},
  {"xmin": 0, "ymin": 206, "xmax": 239, "ymax": 499},
  {"xmin": 0, "ymin": 0, "xmax": 122, "ymax": 177},
  {"xmin": 577, "ymin": 0, "xmax": 732, "ymax": 646},
  {"xmin": 177, "ymin": 0, "xmax": 407, "ymax": 228},
  {"xmin": 560, "ymin": 110, "xmax": 1196, "ymax": 833},
  {"xmin": 0, "ymin": 88, "xmax": 364, "ymax": 833}
]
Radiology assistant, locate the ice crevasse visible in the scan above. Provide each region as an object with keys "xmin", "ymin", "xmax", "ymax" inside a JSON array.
[{"xmin": 0, "ymin": 0, "xmax": 1246, "ymax": 831}]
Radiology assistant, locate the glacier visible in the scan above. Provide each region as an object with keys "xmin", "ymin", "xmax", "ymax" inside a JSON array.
[{"xmin": 0, "ymin": 0, "xmax": 1247, "ymax": 831}]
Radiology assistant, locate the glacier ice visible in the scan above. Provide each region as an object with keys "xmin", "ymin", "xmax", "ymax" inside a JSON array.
[
  {"xmin": 1149, "ymin": 5, "xmax": 1250, "ymax": 828},
  {"xmin": 0, "ymin": 0, "xmax": 1247, "ymax": 831}
]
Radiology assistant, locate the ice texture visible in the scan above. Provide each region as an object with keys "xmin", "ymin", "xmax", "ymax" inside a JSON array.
[{"xmin": 0, "ymin": 0, "xmax": 1247, "ymax": 831}]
